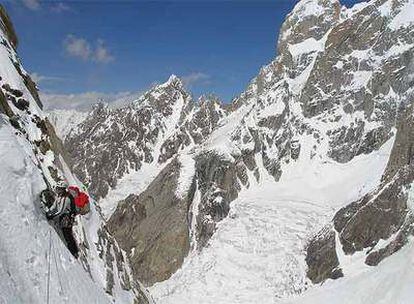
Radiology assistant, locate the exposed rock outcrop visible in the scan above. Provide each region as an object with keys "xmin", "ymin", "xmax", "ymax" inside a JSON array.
[
  {"xmin": 306, "ymin": 226, "xmax": 343, "ymax": 284},
  {"xmin": 107, "ymin": 159, "xmax": 195, "ymax": 285}
]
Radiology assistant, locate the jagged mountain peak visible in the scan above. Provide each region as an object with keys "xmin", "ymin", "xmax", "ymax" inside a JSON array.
[
  {"xmin": 132, "ymin": 75, "xmax": 190, "ymax": 113},
  {"xmin": 65, "ymin": 72, "xmax": 229, "ymax": 200},
  {"xmin": 277, "ymin": 0, "xmax": 341, "ymax": 51},
  {"xmin": 165, "ymin": 73, "xmax": 183, "ymax": 87},
  {"xmin": 290, "ymin": 0, "xmax": 341, "ymax": 18}
]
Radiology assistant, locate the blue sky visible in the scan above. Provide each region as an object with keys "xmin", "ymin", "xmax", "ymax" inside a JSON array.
[{"xmin": 4, "ymin": 0, "xmax": 363, "ymax": 109}]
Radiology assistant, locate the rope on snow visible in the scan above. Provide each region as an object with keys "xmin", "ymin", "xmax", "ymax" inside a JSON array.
[
  {"xmin": 46, "ymin": 228, "xmax": 52, "ymax": 304},
  {"xmin": 52, "ymin": 233, "xmax": 65, "ymax": 297}
]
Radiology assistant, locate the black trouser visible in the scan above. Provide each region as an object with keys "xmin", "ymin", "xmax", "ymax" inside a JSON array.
[
  {"xmin": 60, "ymin": 214, "xmax": 79, "ymax": 258},
  {"xmin": 62, "ymin": 226, "xmax": 79, "ymax": 258}
]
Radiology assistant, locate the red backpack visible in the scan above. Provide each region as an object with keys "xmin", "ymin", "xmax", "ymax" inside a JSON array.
[{"xmin": 68, "ymin": 186, "xmax": 90, "ymax": 215}]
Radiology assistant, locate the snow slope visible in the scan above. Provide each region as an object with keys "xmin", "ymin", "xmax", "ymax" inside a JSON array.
[{"xmin": 0, "ymin": 120, "xmax": 110, "ymax": 304}]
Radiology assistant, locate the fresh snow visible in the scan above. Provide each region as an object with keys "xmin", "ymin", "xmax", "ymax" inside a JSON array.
[
  {"xmin": 175, "ymin": 152, "xmax": 196, "ymax": 200},
  {"xmin": 291, "ymin": 0, "xmax": 329, "ymax": 20},
  {"xmin": 99, "ymin": 161, "xmax": 166, "ymax": 218},
  {"xmin": 348, "ymin": 70, "xmax": 372, "ymax": 91},
  {"xmin": 288, "ymin": 37, "xmax": 324, "ymax": 59}
]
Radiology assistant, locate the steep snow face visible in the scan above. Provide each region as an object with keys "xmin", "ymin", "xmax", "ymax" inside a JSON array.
[
  {"xmin": 0, "ymin": 120, "xmax": 110, "ymax": 304},
  {"xmin": 47, "ymin": 109, "xmax": 88, "ymax": 140},
  {"xmin": 0, "ymin": 7, "xmax": 152, "ymax": 304}
]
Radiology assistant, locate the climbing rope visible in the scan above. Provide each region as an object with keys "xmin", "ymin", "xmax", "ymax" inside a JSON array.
[
  {"xmin": 52, "ymin": 233, "xmax": 65, "ymax": 297},
  {"xmin": 46, "ymin": 228, "xmax": 52, "ymax": 304}
]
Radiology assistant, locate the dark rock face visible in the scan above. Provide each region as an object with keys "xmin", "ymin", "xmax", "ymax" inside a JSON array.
[
  {"xmin": 194, "ymin": 152, "xmax": 242, "ymax": 248},
  {"xmin": 107, "ymin": 159, "xmax": 195, "ymax": 285},
  {"xmin": 306, "ymin": 226, "xmax": 343, "ymax": 284}
]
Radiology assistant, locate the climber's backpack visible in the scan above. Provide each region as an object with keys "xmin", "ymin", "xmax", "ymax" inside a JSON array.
[{"xmin": 68, "ymin": 186, "xmax": 91, "ymax": 215}]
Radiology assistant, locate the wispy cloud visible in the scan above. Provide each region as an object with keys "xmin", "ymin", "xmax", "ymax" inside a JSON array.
[
  {"xmin": 41, "ymin": 91, "xmax": 142, "ymax": 111},
  {"xmin": 63, "ymin": 35, "xmax": 114, "ymax": 64},
  {"xmin": 50, "ymin": 3, "xmax": 72, "ymax": 13},
  {"xmin": 22, "ymin": 0, "xmax": 40, "ymax": 10},
  {"xmin": 30, "ymin": 72, "xmax": 65, "ymax": 85},
  {"xmin": 182, "ymin": 72, "xmax": 211, "ymax": 88}
]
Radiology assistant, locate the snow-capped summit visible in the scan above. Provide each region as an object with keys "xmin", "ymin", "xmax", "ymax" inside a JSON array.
[{"xmin": 164, "ymin": 74, "xmax": 183, "ymax": 87}]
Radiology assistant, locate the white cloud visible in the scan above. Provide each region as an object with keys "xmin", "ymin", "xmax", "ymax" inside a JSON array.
[
  {"xmin": 182, "ymin": 72, "xmax": 211, "ymax": 87},
  {"xmin": 22, "ymin": 0, "xmax": 40, "ymax": 10},
  {"xmin": 94, "ymin": 39, "xmax": 114, "ymax": 63},
  {"xmin": 30, "ymin": 72, "xmax": 65, "ymax": 84},
  {"xmin": 41, "ymin": 91, "xmax": 142, "ymax": 111},
  {"xmin": 64, "ymin": 35, "xmax": 91, "ymax": 61},
  {"xmin": 63, "ymin": 35, "xmax": 114, "ymax": 64}
]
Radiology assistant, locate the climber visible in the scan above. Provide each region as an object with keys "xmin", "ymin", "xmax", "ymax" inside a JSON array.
[{"xmin": 45, "ymin": 181, "xmax": 80, "ymax": 258}]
